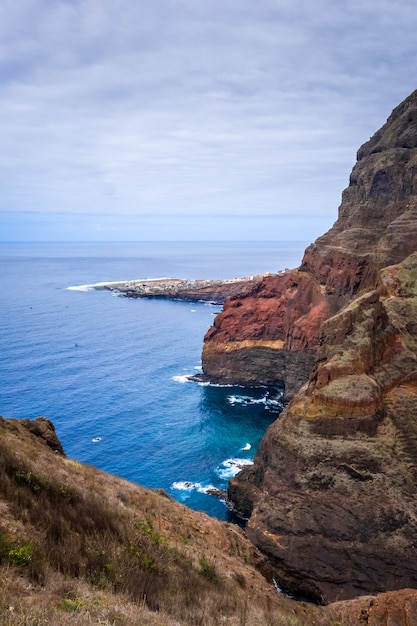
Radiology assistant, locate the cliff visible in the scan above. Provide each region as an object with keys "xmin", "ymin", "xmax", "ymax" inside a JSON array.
[
  {"xmin": 201, "ymin": 89, "xmax": 417, "ymax": 399},
  {"xmin": 2, "ymin": 415, "xmax": 417, "ymax": 625},
  {"xmin": 201, "ymin": 270, "xmax": 332, "ymax": 397},
  {"xmin": 216, "ymin": 89, "xmax": 417, "ymax": 603},
  {"xmin": 3, "ymin": 92, "xmax": 417, "ymax": 624}
]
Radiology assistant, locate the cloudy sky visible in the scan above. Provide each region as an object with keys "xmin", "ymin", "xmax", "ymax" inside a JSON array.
[{"xmin": 1, "ymin": 0, "xmax": 417, "ymax": 242}]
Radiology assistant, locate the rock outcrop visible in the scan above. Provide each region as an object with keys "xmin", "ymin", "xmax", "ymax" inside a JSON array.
[
  {"xmin": 19, "ymin": 416, "xmax": 65, "ymax": 454},
  {"xmin": 217, "ymin": 89, "xmax": 417, "ymax": 603}
]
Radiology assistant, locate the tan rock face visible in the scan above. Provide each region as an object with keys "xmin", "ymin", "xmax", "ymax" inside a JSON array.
[{"xmin": 221, "ymin": 89, "xmax": 417, "ymax": 603}]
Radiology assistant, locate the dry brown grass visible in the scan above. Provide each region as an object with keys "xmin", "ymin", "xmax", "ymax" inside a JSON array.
[
  {"xmin": 1, "ymin": 416, "xmax": 393, "ymax": 625},
  {"xmin": 0, "ymin": 416, "xmax": 330, "ymax": 625}
]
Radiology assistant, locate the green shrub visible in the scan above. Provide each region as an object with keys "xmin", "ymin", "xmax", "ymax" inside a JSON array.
[
  {"xmin": 134, "ymin": 518, "xmax": 166, "ymax": 546},
  {"xmin": 199, "ymin": 558, "xmax": 218, "ymax": 582},
  {"xmin": 8, "ymin": 542, "xmax": 34, "ymax": 565},
  {"xmin": 128, "ymin": 543, "xmax": 156, "ymax": 571},
  {"xmin": 59, "ymin": 483, "xmax": 75, "ymax": 504},
  {"xmin": 15, "ymin": 470, "xmax": 47, "ymax": 493},
  {"xmin": 59, "ymin": 596, "xmax": 85, "ymax": 612}
]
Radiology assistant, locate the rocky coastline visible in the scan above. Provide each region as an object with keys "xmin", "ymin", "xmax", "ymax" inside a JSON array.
[
  {"xmin": 200, "ymin": 88, "xmax": 417, "ymax": 604},
  {"xmin": 4, "ymin": 91, "xmax": 417, "ymax": 624},
  {"xmin": 95, "ymin": 274, "xmax": 265, "ymax": 304}
]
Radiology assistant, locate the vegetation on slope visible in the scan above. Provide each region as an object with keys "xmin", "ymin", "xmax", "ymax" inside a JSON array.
[
  {"xmin": 0, "ymin": 416, "xmax": 322, "ymax": 625},
  {"xmin": 1, "ymin": 416, "xmax": 416, "ymax": 625}
]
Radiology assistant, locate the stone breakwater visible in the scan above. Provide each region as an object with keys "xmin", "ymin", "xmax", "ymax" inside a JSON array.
[{"xmin": 95, "ymin": 274, "xmax": 267, "ymax": 304}]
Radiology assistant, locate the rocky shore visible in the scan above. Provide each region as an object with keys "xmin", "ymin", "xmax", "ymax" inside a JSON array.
[
  {"xmin": 201, "ymin": 89, "xmax": 417, "ymax": 603},
  {"xmin": 95, "ymin": 274, "xmax": 265, "ymax": 304},
  {"xmin": 4, "ymin": 91, "xmax": 417, "ymax": 625}
]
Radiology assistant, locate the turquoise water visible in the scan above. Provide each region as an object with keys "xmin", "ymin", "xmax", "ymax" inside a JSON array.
[{"xmin": 0, "ymin": 241, "xmax": 306, "ymax": 520}]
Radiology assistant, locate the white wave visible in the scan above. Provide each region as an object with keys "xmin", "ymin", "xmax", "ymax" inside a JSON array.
[
  {"xmin": 172, "ymin": 373, "xmax": 234, "ymax": 386},
  {"xmin": 67, "ymin": 284, "xmax": 94, "ymax": 292},
  {"xmin": 216, "ymin": 457, "xmax": 253, "ymax": 480},
  {"xmin": 273, "ymin": 578, "xmax": 284, "ymax": 593},
  {"xmin": 228, "ymin": 394, "xmax": 266, "ymax": 406},
  {"xmin": 172, "ymin": 481, "xmax": 201, "ymax": 492},
  {"xmin": 198, "ymin": 484, "xmax": 217, "ymax": 495},
  {"xmin": 67, "ymin": 276, "xmax": 180, "ymax": 292},
  {"xmin": 197, "ymin": 381, "xmax": 234, "ymax": 388},
  {"xmin": 172, "ymin": 374, "xmax": 192, "ymax": 383},
  {"xmin": 240, "ymin": 443, "xmax": 251, "ymax": 451},
  {"xmin": 92, "ymin": 437, "xmax": 102, "ymax": 443},
  {"xmin": 228, "ymin": 392, "xmax": 284, "ymax": 412},
  {"xmin": 66, "ymin": 280, "xmax": 125, "ymax": 292},
  {"xmin": 171, "ymin": 481, "xmax": 217, "ymax": 495}
]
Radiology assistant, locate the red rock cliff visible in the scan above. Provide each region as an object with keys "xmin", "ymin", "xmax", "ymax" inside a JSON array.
[
  {"xmin": 201, "ymin": 89, "xmax": 417, "ymax": 401},
  {"xmin": 205, "ymin": 89, "xmax": 417, "ymax": 603}
]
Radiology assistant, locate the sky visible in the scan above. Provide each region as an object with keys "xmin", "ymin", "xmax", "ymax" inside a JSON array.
[{"xmin": 1, "ymin": 0, "xmax": 417, "ymax": 242}]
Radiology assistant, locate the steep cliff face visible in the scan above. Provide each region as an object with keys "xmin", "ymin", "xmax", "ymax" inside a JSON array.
[
  {"xmin": 202, "ymin": 271, "xmax": 333, "ymax": 396},
  {"xmin": 229, "ymin": 253, "xmax": 417, "ymax": 602},
  {"xmin": 301, "ymin": 89, "xmax": 417, "ymax": 299},
  {"xmin": 202, "ymin": 89, "xmax": 417, "ymax": 400},
  {"xmin": 223, "ymin": 89, "xmax": 417, "ymax": 603}
]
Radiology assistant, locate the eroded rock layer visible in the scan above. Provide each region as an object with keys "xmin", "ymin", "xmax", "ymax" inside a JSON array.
[
  {"xmin": 202, "ymin": 89, "xmax": 417, "ymax": 400},
  {"xmin": 221, "ymin": 89, "xmax": 417, "ymax": 602},
  {"xmin": 202, "ymin": 270, "xmax": 334, "ymax": 398}
]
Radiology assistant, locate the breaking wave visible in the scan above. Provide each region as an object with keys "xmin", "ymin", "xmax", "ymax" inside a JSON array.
[
  {"xmin": 216, "ymin": 457, "xmax": 253, "ymax": 480},
  {"xmin": 228, "ymin": 391, "xmax": 284, "ymax": 412},
  {"xmin": 171, "ymin": 481, "xmax": 217, "ymax": 495}
]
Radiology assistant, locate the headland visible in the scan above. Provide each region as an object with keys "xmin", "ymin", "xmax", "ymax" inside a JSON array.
[{"xmin": 95, "ymin": 274, "xmax": 272, "ymax": 304}]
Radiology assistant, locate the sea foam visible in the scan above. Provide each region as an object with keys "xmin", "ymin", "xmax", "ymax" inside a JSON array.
[
  {"xmin": 171, "ymin": 481, "xmax": 217, "ymax": 495},
  {"xmin": 216, "ymin": 457, "xmax": 253, "ymax": 480},
  {"xmin": 66, "ymin": 277, "xmax": 170, "ymax": 292},
  {"xmin": 228, "ymin": 392, "xmax": 284, "ymax": 412},
  {"xmin": 66, "ymin": 284, "xmax": 95, "ymax": 292},
  {"xmin": 172, "ymin": 374, "xmax": 192, "ymax": 384}
]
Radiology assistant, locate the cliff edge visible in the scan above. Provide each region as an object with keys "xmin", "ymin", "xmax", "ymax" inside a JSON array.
[
  {"xmin": 211, "ymin": 89, "xmax": 417, "ymax": 603},
  {"xmin": 201, "ymin": 89, "xmax": 417, "ymax": 400}
]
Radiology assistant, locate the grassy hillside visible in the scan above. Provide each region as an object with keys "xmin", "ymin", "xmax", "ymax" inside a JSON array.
[
  {"xmin": 0, "ymin": 416, "xmax": 414, "ymax": 625},
  {"xmin": 0, "ymin": 416, "xmax": 315, "ymax": 625}
]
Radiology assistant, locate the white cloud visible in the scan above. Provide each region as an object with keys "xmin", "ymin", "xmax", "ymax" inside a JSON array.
[{"xmin": 0, "ymin": 0, "xmax": 417, "ymax": 239}]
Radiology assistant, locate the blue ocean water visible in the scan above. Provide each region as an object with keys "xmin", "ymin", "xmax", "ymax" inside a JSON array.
[{"xmin": 0, "ymin": 241, "xmax": 306, "ymax": 521}]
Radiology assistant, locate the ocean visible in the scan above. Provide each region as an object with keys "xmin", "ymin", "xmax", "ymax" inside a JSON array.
[{"xmin": 0, "ymin": 241, "xmax": 307, "ymax": 521}]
